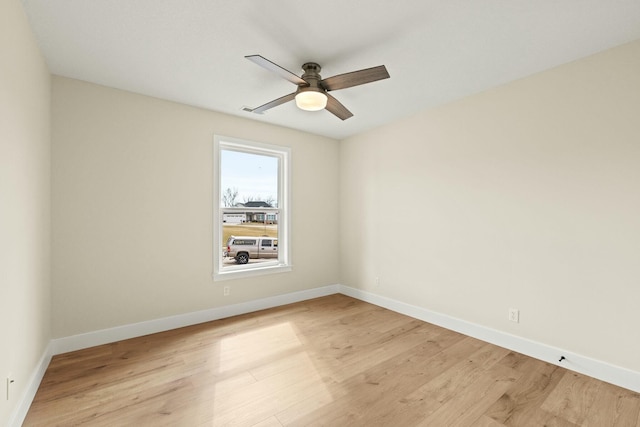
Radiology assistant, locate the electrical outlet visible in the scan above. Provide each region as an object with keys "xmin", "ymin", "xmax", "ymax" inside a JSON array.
[
  {"xmin": 223, "ymin": 286, "xmax": 230, "ymax": 296},
  {"xmin": 375, "ymin": 277, "xmax": 380, "ymax": 287},
  {"xmin": 508, "ymin": 308, "xmax": 519, "ymax": 323}
]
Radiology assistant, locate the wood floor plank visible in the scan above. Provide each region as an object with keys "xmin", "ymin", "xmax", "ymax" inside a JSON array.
[
  {"xmin": 475, "ymin": 415, "xmax": 507, "ymax": 427},
  {"xmin": 277, "ymin": 327, "xmax": 468, "ymax": 426},
  {"xmin": 541, "ymin": 371, "xmax": 602, "ymax": 425},
  {"xmin": 251, "ymin": 416, "xmax": 285, "ymax": 427},
  {"xmin": 582, "ymin": 380, "xmax": 640, "ymax": 427},
  {"xmin": 22, "ymin": 294, "xmax": 640, "ymax": 426},
  {"xmin": 417, "ymin": 362, "xmax": 519, "ymax": 426},
  {"xmin": 483, "ymin": 353, "xmax": 567, "ymax": 425},
  {"xmin": 381, "ymin": 342, "xmax": 513, "ymax": 427}
]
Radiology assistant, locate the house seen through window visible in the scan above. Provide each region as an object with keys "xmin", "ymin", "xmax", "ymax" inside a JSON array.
[{"xmin": 213, "ymin": 136, "xmax": 290, "ymax": 279}]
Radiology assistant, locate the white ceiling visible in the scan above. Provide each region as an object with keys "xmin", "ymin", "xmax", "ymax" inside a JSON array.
[{"xmin": 20, "ymin": 0, "xmax": 640, "ymax": 140}]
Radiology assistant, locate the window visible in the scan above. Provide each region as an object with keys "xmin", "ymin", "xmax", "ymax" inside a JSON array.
[{"xmin": 213, "ymin": 135, "xmax": 291, "ymax": 280}]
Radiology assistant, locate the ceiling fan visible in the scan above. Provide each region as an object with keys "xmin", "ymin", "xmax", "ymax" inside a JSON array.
[{"xmin": 243, "ymin": 55, "xmax": 390, "ymax": 120}]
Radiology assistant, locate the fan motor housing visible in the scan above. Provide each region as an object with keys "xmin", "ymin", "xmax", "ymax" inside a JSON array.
[{"xmin": 301, "ymin": 62, "xmax": 322, "ymax": 88}]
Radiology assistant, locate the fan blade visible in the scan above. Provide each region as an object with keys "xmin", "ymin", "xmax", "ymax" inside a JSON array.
[
  {"xmin": 245, "ymin": 55, "xmax": 306, "ymax": 85},
  {"xmin": 321, "ymin": 65, "xmax": 389, "ymax": 91},
  {"xmin": 248, "ymin": 92, "xmax": 296, "ymax": 114},
  {"xmin": 325, "ymin": 93, "xmax": 353, "ymax": 120}
]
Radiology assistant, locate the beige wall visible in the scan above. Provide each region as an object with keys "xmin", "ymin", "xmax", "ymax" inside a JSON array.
[
  {"xmin": 51, "ymin": 77, "xmax": 340, "ymax": 338},
  {"xmin": 4, "ymin": 2, "xmax": 640, "ymax": 420},
  {"xmin": 0, "ymin": 0, "xmax": 51, "ymax": 422},
  {"xmin": 340, "ymin": 40, "xmax": 640, "ymax": 372}
]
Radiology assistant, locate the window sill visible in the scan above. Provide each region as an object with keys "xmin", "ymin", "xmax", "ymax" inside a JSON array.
[{"xmin": 213, "ymin": 263, "xmax": 292, "ymax": 281}]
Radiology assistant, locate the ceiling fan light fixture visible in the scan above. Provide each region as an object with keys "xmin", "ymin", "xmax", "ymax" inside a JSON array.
[
  {"xmin": 295, "ymin": 89, "xmax": 327, "ymax": 111},
  {"xmin": 245, "ymin": 55, "xmax": 389, "ymax": 120}
]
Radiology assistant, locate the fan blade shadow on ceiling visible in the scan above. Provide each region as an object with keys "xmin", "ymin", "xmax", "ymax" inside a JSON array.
[{"xmin": 243, "ymin": 2, "xmax": 419, "ymax": 69}]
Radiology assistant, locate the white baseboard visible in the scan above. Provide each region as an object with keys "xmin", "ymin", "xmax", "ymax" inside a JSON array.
[
  {"xmin": 338, "ymin": 285, "xmax": 640, "ymax": 394},
  {"xmin": 51, "ymin": 284, "xmax": 340, "ymax": 355},
  {"xmin": 14, "ymin": 282, "xmax": 639, "ymax": 427},
  {"xmin": 8, "ymin": 342, "xmax": 53, "ymax": 427}
]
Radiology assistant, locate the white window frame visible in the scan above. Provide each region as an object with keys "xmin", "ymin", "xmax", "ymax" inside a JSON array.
[{"xmin": 213, "ymin": 135, "xmax": 291, "ymax": 281}]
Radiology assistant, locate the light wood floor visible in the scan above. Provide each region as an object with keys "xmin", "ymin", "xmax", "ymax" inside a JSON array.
[{"xmin": 24, "ymin": 294, "xmax": 640, "ymax": 426}]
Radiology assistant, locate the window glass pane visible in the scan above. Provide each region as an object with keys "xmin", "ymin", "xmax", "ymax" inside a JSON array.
[{"xmin": 221, "ymin": 150, "xmax": 278, "ymax": 207}]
